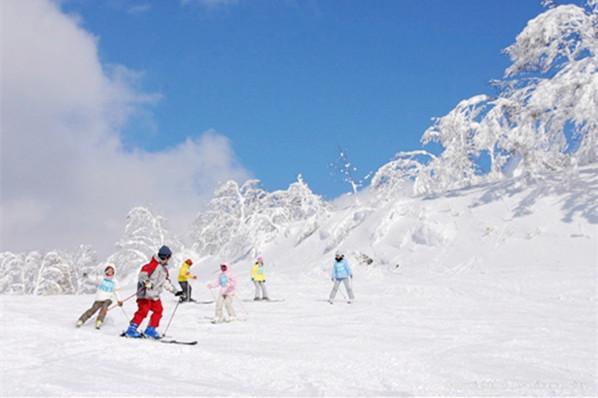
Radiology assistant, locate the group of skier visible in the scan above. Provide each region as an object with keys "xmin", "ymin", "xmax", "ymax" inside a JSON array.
[{"xmin": 75, "ymin": 245, "xmax": 355, "ymax": 339}]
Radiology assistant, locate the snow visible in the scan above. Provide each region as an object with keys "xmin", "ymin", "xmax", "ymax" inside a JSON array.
[
  {"xmin": 1, "ymin": 166, "xmax": 596, "ymax": 396},
  {"xmin": 2, "ymin": 2, "xmax": 597, "ymax": 395}
]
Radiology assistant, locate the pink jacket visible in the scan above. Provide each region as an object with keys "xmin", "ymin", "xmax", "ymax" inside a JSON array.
[{"xmin": 208, "ymin": 270, "xmax": 236, "ymax": 296}]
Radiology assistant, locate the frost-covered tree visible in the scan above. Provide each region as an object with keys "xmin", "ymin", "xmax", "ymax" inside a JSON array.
[
  {"xmin": 22, "ymin": 252, "xmax": 43, "ymax": 294},
  {"xmin": 387, "ymin": 1, "xmax": 597, "ymax": 195},
  {"xmin": 73, "ymin": 245, "xmax": 98, "ymax": 294},
  {"xmin": 190, "ymin": 176, "xmax": 329, "ymax": 260},
  {"xmin": 0, "ymin": 247, "xmax": 100, "ymax": 295},
  {"xmin": 247, "ymin": 175, "xmax": 330, "ymax": 250},
  {"xmin": 0, "ymin": 251, "xmax": 46, "ymax": 294},
  {"xmin": 499, "ymin": 0, "xmax": 598, "ymax": 169},
  {"xmin": 370, "ymin": 150, "xmax": 436, "ymax": 197},
  {"xmin": 0, "ymin": 252, "xmax": 26, "ymax": 294},
  {"xmin": 190, "ymin": 180, "xmax": 248, "ymax": 257},
  {"xmin": 34, "ymin": 251, "xmax": 75, "ymax": 295},
  {"xmin": 422, "ymin": 95, "xmax": 489, "ymax": 189},
  {"xmin": 107, "ymin": 207, "xmax": 177, "ymax": 279}
]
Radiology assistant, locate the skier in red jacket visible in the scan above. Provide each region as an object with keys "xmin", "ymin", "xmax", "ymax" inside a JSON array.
[{"xmin": 125, "ymin": 246, "xmax": 183, "ymax": 339}]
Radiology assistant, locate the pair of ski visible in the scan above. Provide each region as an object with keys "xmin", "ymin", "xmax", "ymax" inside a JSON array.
[
  {"xmin": 120, "ymin": 331, "xmax": 197, "ymax": 345},
  {"xmin": 181, "ymin": 300, "xmax": 214, "ymax": 305},
  {"xmin": 241, "ymin": 298, "xmax": 285, "ymax": 302}
]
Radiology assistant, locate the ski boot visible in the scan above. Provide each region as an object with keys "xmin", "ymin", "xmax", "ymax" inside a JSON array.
[
  {"xmin": 75, "ymin": 319, "xmax": 84, "ymax": 328},
  {"xmin": 95, "ymin": 320, "xmax": 103, "ymax": 329},
  {"xmin": 210, "ymin": 317, "xmax": 224, "ymax": 324},
  {"xmin": 144, "ymin": 326, "xmax": 161, "ymax": 339},
  {"xmin": 125, "ymin": 322, "xmax": 142, "ymax": 338},
  {"xmin": 263, "ymin": 297, "xmax": 271, "ymax": 301},
  {"xmin": 253, "ymin": 297, "xmax": 261, "ymax": 301}
]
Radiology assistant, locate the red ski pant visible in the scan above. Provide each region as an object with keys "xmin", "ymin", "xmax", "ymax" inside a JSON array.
[{"xmin": 131, "ymin": 298, "xmax": 163, "ymax": 328}]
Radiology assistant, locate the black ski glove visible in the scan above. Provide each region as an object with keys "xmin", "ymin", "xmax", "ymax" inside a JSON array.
[{"xmin": 175, "ymin": 291, "xmax": 184, "ymax": 297}]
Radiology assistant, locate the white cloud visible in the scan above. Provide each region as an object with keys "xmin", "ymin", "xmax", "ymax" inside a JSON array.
[{"xmin": 0, "ymin": 0, "xmax": 251, "ymax": 257}]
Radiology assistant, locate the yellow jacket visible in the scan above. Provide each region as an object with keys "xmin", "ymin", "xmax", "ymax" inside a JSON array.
[
  {"xmin": 251, "ymin": 262, "xmax": 266, "ymax": 282},
  {"xmin": 178, "ymin": 263, "xmax": 195, "ymax": 282}
]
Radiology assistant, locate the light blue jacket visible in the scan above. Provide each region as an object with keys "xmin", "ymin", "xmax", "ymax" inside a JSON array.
[{"xmin": 331, "ymin": 258, "xmax": 352, "ymax": 280}]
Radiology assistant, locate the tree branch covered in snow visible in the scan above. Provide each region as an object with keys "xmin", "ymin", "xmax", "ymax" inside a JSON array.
[
  {"xmin": 330, "ymin": 147, "xmax": 365, "ymax": 196},
  {"xmin": 0, "ymin": 246, "xmax": 97, "ymax": 295},
  {"xmin": 107, "ymin": 207, "xmax": 180, "ymax": 279},
  {"xmin": 190, "ymin": 176, "xmax": 330, "ymax": 261},
  {"xmin": 373, "ymin": 1, "xmax": 597, "ymax": 196}
]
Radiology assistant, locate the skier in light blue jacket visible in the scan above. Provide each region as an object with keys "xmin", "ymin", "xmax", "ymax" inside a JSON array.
[{"xmin": 329, "ymin": 251, "xmax": 355, "ymax": 304}]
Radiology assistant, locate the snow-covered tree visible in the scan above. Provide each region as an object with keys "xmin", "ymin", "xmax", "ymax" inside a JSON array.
[
  {"xmin": 190, "ymin": 176, "xmax": 329, "ymax": 261},
  {"xmin": 33, "ymin": 251, "xmax": 75, "ymax": 295},
  {"xmin": 422, "ymin": 95, "xmax": 489, "ymax": 189},
  {"xmin": 190, "ymin": 180, "xmax": 248, "ymax": 257},
  {"xmin": 73, "ymin": 245, "xmax": 98, "ymax": 294},
  {"xmin": 0, "ymin": 247, "xmax": 101, "ymax": 295},
  {"xmin": 22, "ymin": 252, "xmax": 43, "ymax": 294},
  {"xmin": 499, "ymin": 1, "xmax": 598, "ymax": 169},
  {"xmin": 0, "ymin": 252, "xmax": 26, "ymax": 294},
  {"xmin": 107, "ymin": 207, "xmax": 177, "ymax": 279},
  {"xmin": 370, "ymin": 150, "xmax": 436, "ymax": 197},
  {"xmin": 380, "ymin": 1, "xmax": 597, "ymax": 195}
]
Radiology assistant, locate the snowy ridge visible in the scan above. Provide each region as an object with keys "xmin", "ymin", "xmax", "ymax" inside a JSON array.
[{"xmin": 2, "ymin": 164, "xmax": 594, "ymax": 295}]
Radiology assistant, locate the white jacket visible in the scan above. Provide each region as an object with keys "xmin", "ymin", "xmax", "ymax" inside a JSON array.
[{"xmin": 89, "ymin": 275, "xmax": 121, "ymax": 302}]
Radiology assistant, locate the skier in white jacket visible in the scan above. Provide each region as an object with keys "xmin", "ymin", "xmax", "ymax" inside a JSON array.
[{"xmin": 76, "ymin": 264, "xmax": 122, "ymax": 329}]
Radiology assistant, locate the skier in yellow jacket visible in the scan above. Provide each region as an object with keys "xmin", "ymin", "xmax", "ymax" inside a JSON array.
[
  {"xmin": 177, "ymin": 259, "xmax": 197, "ymax": 302},
  {"xmin": 251, "ymin": 256, "xmax": 270, "ymax": 301}
]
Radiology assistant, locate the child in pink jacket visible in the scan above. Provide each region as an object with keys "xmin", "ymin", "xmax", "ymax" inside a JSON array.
[{"xmin": 207, "ymin": 263, "xmax": 237, "ymax": 323}]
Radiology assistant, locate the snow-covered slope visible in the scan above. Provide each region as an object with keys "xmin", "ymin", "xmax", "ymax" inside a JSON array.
[
  {"xmin": 1, "ymin": 166, "xmax": 595, "ymax": 396},
  {"xmin": 1, "ymin": 1, "xmax": 596, "ymax": 395}
]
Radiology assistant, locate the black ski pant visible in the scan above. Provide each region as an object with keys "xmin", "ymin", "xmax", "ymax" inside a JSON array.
[{"xmin": 179, "ymin": 281, "xmax": 192, "ymax": 301}]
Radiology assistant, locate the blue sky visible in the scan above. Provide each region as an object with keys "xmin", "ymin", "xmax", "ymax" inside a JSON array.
[{"xmin": 61, "ymin": 0, "xmax": 551, "ymax": 198}]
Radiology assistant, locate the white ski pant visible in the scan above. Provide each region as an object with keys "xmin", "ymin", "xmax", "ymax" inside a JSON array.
[
  {"xmin": 252, "ymin": 280, "xmax": 269, "ymax": 299},
  {"xmin": 215, "ymin": 294, "xmax": 236, "ymax": 320},
  {"xmin": 329, "ymin": 278, "xmax": 355, "ymax": 301}
]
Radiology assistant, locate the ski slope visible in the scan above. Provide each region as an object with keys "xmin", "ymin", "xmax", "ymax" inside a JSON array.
[{"xmin": 1, "ymin": 169, "xmax": 596, "ymax": 396}]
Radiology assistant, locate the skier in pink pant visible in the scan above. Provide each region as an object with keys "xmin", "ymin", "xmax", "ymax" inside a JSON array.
[{"xmin": 207, "ymin": 263, "xmax": 237, "ymax": 323}]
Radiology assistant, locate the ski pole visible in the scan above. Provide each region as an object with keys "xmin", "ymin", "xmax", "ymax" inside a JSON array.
[
  {"xmin": 163, "ymin": 300, "xmax": 181, "ymax": 337},
  {"xmin": 207, "ymin": 286, "xmax": 217, "ymax": 301},
  {"xmin": 120, "ymin": 306, "xmax": 129, "ymax": 320},
  {"xmin": 108, "ymin": 291, "xmax": 137, "ymax": 311}
]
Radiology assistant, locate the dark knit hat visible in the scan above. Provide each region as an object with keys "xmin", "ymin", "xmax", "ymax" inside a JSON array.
[{"xmin": 158, "ymin": 245, "xmax": 172, "ymax": 260}]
